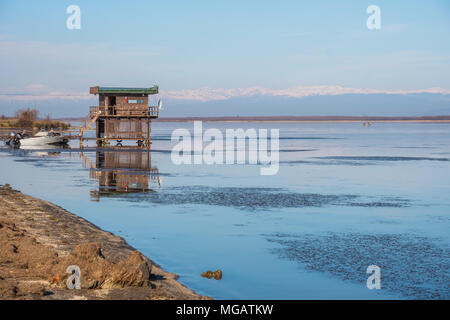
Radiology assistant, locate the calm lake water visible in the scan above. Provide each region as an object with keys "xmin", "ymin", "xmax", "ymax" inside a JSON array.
[{"xmin": 1, "ymin": 122, "xmax": 449, "ymax": 299}]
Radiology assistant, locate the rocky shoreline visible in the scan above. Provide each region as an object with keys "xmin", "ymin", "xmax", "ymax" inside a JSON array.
[{"xmin": 0, "ymin": 185, "xmax": 209, "ymax": 300}]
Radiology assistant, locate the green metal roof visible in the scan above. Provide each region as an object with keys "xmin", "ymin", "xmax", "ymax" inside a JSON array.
[{"xmin": 90, "ymin": 86, "xmax": 159, "ymax": 95}]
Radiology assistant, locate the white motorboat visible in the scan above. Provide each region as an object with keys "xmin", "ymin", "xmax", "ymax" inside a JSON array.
[{"xmin": 18, "ymin": 131, "xmax": 69, "ymax": 147}]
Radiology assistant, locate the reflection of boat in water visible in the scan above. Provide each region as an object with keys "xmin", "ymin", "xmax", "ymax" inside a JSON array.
[
  {"xmin": 8, "ymin": 146, "xmax": 63, "ymax": 158},
  {"xmin": 7, "ymin": 131, "xmax": 69, "ymax": 147},
  {"xmin": 19, "ymin": 144, "xmax": 69, "ymax": 151},
  {"xmin": 79, "ymin": 150, "xmax": 160, "ymax": 201}
]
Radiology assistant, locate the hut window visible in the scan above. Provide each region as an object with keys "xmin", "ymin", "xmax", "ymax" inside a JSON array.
[{"xmin": 127, "ymin": 99, "xmax": 144, "ymax": 104}]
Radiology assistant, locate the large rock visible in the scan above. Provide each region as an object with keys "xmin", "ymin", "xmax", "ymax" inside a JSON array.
[
  {"xmin": 102, "ymin": 251, "xmax": 152, "ymax": 288},
  {"xmin": 51, "ymin": 242, "xmax": 152, "ymax": 289}
]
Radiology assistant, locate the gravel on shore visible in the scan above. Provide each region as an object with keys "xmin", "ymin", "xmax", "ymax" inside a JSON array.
[{"xmin": 0, "ymin": 185, "xmax": 209, "ymax": 300}]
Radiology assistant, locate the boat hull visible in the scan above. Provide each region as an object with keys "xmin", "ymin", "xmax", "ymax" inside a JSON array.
[{"xmin": 19, "ymin": 136, "xmax": 69, "ymax": 146}]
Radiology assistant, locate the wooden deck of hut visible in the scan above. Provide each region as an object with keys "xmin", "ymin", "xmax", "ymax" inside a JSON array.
[{"xmin": 79, "ymin": 86, "xmax": 160, "ymax": 148}]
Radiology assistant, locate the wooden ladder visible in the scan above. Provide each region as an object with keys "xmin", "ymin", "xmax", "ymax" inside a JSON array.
[{"xmin": 78, "ymin": 111, "xmax": 100, "ymax": 137}]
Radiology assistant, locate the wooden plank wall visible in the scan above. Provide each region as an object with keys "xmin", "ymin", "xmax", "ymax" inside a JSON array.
[{"xmin": 104, "ymin": 119, "xmax": 150, "ymax": 139}]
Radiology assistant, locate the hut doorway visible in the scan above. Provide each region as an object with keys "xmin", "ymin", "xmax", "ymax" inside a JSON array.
[
  {"xmin": 108, "ymin": 96, "xmax": 116, "ymax": 115},
  {"xmin": 109, "ymin": 96, "xmax": 116, "ymax": 106}
]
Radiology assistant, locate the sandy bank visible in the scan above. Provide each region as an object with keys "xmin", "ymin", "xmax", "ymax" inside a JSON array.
[{"xmin": 0, "ymin": 185, "xmax": 209, "ymax": 300}]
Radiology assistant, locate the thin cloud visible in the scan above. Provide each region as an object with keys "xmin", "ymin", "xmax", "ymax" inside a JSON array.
[
  {"xmin": 0, "ymin": 84, "xmax": 91, "ymax": 101},
  {"xmin": 383, "ymin": 24, "xmax": 407, "ymax": 32},
  {"xmin": 278, "ymin": 31, "xmax": 311, "ymax": 38}
]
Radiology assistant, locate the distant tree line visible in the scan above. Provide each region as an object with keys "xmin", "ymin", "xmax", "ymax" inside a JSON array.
[
  {"xmin": 14, "ymin": 108, "xmax": 39, "ymax": 128},
  {"xmin": 0, "ymin": 108, "xmax": 70, "ymax": 130}
]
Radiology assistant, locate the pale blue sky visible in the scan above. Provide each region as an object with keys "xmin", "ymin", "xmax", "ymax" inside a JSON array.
[{"xmin": 0, "ymin": 0, "xmax": 449, "ymax": 118}]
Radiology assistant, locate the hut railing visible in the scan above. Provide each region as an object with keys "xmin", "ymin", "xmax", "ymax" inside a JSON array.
[
  {"xmin": 89, "ymin": 106, "xmax": 159, "ymax": 118},
  {"xmin": 149, "ymin": 106, "xmax": 158, "ymax": 117}
]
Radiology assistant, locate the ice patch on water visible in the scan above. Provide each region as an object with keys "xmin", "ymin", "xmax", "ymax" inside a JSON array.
[
  {"xmin": 266, "ymin": 232, "xmax": 450, "ymax": 299},
  {"xmin": 121, "ymin": 186, "xmax": 409, "ymax": 210},
  {"xmin": 315, "ymin": 156, "xmax": 449, "ymax": 162},
  {"xmin": 280, "ymin": 160, "xmax": 377, "ymax": 166}
]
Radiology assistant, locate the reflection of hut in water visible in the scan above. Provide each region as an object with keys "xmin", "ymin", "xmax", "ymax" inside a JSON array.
[{"xmin": 81, "ymin": 151, "xmax": 160, "ymax": 201}]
